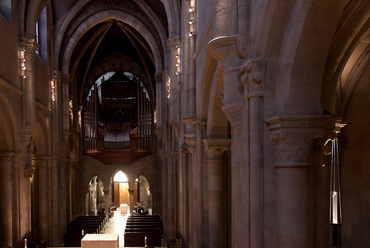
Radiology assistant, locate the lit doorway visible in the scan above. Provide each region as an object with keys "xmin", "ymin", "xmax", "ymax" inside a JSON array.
[{"xmin": 112, "ymin": 171, "xmax": 130, "ymax": 215}]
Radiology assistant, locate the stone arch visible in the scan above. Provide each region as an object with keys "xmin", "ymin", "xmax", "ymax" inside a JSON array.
[
  {"xmin": 24, "ymin": 0, "xmax": 53, "ymax": 38},
  {"xmin": 131, "ymin": 171, "xmax": 153, "ymax": 190},
  {"xmin": 0, "ymin": 93, "xmax": 20, "ymax": 152},
  {"xmin": 82, "ymin": 53, "xmax": 152, "ymax": 104},
  {"xmin": 54, "ymin": 0, "xmax": 169, "ymax": 68},
  {"xmin": 322, "ymin": 0, "xmax": 370, "ymax": 114},
  {"xmin": 56, "ymin": 11, "xmax": 166, "ymax": 75},
  {"xmin": 258, "ymin": 0, "xmax": 347, "ymax": 115},
  {"xmin": 84, "ymin": 173, "xmax": 106, "ymax": 190},
  {"xmin": 33, "ymin": 115, "xmax": 51, "ymax": 156},
  {"xmin": 197, "ymin": 51, "xmax": 229, "ymax": 138}
]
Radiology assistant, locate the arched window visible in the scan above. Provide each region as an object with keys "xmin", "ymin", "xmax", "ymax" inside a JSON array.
[
  {"xmin": 0, "ymin": 0, "xmax": 11, "ymax": 24},
  {"xmin": 36, "ymin": 7, "xmax": 47, "ymax": 62}
]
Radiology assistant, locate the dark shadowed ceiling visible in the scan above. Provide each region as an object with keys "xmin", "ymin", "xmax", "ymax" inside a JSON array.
[{"xmin": 52, "ymin": 0, "xmax": 169, "ymax": 105}]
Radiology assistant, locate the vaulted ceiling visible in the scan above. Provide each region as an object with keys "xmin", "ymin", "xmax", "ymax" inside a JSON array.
[{"xmin": 52, "ymin": 0, "xmax": 169, "ymax": 105}]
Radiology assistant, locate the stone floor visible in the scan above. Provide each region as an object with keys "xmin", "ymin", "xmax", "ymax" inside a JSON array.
[{"xmin": 104, "ymin": 208, "xmax": 129, "ymax": 247}]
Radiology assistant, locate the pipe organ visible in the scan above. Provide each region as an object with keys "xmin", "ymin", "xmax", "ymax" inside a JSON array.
[
  {"xmin": 84, "ymin": 84, "xmax": 98, "ymax": 151},
  {"xmin": 83, "ymin": 71, "xmax": 152, "ymax": 158}
]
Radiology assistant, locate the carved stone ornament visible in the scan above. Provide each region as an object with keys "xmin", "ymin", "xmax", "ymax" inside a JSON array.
[
  {"xmin": 271, "ymin": 132, "xmax": 320, "ymax": 165},
  {"xmin": 266, "ymin": 115, "xmax": 332, "ymax": 167},
  {"xmin": 194, "ymin": 121, "xmax": 206, "ymax": 133},
  {"xmin": 185, "ymin": 133, "xmax": 196, "ymax": 153},
  {"xmin": 203, "ymin": 139, "xmax": 231, "ymax": 161},
  {"xmin": 128, "ymin": 189, "xmax": 135, "ymax": 195},
  {"xmin": 241, "ymin": 59, "xmax": 267, "ymax": 95},
  {"xmin": 0, "ymin": 153, "xmax": 19, "ymax": 168},
  {"xmin": 222, "ymin": 103, "xmax": 243, "ymax": 135},
  {"xmin": 23, "ymin": 131, "xmax": 33, "ymax": 147}
]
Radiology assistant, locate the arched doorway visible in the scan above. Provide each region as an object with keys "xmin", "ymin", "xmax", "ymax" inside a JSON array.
[
  {"xmin": 134, "ymin": 175, "xmax": 152, "ymax": 215},
  {"xmin": 87, "ymin": 176, "xmax": 105, "ymax": 216},
  {"xmin": 112, "ymin": 170, "xmax": 130, "ymax": 215}
]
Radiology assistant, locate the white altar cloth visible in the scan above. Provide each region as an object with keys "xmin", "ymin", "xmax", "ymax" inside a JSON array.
[{"xmin": 81, "ymin": 234, "xmax": 119, "ymax": 248}]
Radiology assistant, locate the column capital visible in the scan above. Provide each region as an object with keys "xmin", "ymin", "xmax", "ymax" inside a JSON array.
[
  {"xmin": 241, "ymin": 58, "xmax": 267, "ymax": 97},
  {"xmin": 194, "ymin": 121, "xmax": 206, "ymax": 132},
  {"xmin": 128, "ymin": 189, "xmax": 135, "ymax": 195},
  {"xmin": 203, "ymin": 139, "xmax": 230, "ymax": 161},
  {"xmin": 167, "ymin": 36, "xmax": 181, "ymax": 52},
  {"xmin": 103, "ymin": 189, "xmax": 110, "ymax": 195},
  {"xmin": 19, "ymin": 37, "xmax": 37, "ymax": 54},
  {"xmin": 0, "ymin": 153, "xmax": 21, "ymax": 168},
  {"xmin": 208, "ymin": 35, "xmax": 243, "ymax": 72},
  {"xmin": 185, "ymin": 133, "xmax": 196, "ymax": 153},
  {"xmin": 222, "ymin": 102, "xmax": 243, "ymax": 135},
  {"xmin": 266, "ymin": 114, "xmax": 333, "ymax": 167}
]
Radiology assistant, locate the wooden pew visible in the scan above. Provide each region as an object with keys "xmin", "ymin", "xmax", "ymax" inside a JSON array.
[
  {"xmin": 124, "ymin": 231, "xmax": 162, "ymax": 247},
  {"xmin": 18, "ymin": 231, "xmax": 46, "ymax": 248}
]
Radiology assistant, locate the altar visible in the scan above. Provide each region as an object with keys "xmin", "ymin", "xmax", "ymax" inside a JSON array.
[
  {"xmin": 81, "ymin": 234, "xmax": 119, "ymax": 248},
  {"xmin": 120, "ymin": 203, "xmax": 128, "ymax": 215}
]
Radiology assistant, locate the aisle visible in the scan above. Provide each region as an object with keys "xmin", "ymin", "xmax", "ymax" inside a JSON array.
[{"xmin": 104, "ymin": 208, "xmax": 129, "ymax": 247}]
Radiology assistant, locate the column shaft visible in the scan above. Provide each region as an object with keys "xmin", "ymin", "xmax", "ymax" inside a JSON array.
[{"xmin": 249, "ymin": 96, "xmax": 263, "ymax": 247}]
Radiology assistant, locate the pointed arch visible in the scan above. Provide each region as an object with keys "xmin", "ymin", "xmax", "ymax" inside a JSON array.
[{"xmin": 0, "ymin": 92, "xmax": 20, "ymax": 152}]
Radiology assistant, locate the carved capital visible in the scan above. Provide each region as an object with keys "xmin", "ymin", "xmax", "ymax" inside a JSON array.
[
  {"xmin": 266, "ymin": 115, "xmax": 332, "ymax": 167},
  {"xmin": 171, "ymin": 122, "xmax": 181, "ymax": 140},
  {"xmin": 103, "ymin": 189, "xmax": 110, "ymax": 195},
  {"xmin": 181, "ymin": 143, "xmax": 189, "ymax": 155},
  {"xmin": 128, "ymin": 189, "xmax": 135, "ymax": 195},
  {"xmin": 0, "ymin": 153, "xmax": 20, "ymax": 168},
  {"xmin": 167, "ymin": 37, "xmax": 181, "ymax": 52},
  {"xmin": 185, "ymin": 133, "xmax": 196, "ymax": 153},
  {"xmin": 222, "ymin": 103, "xmax": 243, "ymax": 135},
  {"xmin": 203, "ymin": 139, "xmax": 230, "ymax": 161},
  {"xmin": 241, "ymin": 59, "xmax": 267, "ymax": 96},
  {"xmin": 22, "ymin": 131, "xmax": 33, "ymax": 147},
  {"xmin": 194, "ymin": 121, "xmax": 206, "ymax": 133},
  {"xmin": 19, "ymin": 37, "xmax": 37, "ymax": 54}
]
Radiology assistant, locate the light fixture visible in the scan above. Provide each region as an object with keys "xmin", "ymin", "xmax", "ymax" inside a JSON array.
[
  {"xmin": 189, "ymin": 7, "xmax": 194, "ymax": 12},
  {"xmin": 50, "ymin": 79, "xmax": 56, "ymax": 101},
  {"xmin": 189, "ymin": 20, "xmax": 195, "ymax": 24},
  {"xmin": 328, "ymin": 120, "xmax": 346, "ymax": 225},
  {"xmin": 189, "ymin": 32, "xmax": 194, "ymax": 37}
]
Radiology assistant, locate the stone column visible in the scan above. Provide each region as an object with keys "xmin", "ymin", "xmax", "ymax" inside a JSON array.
[
  {"xmin": 103, "ymin": 189, "xmax": 110, "ymax": 222},
  {"xmin": 0, "ymin": 153, "xmax": 20, "ymax": 247},
  {"xmin": 181, "ymin": 144, "xmax": 190, "ymax": 246},
  {"xmin": 242, "ymin": 59, "xmax": 267, "ymax": 247},
  {"xmin": 19, "ymin": 38, "xmax": 37, "ymax": 128},
  {"xmin": 194, "ymin": 121, "xmax": 205, "ymax": 248},
  {"xmin": 203, "ymin": 139, "xmax": 230, "ymax": 248},
  {"xmin": 165, "ymin": 152, "xmax": 175, "ymax": 239},
  {"xmin": 36, "ymin": 156, "xmax": 49, "ymax": 243},
  {"xmin": 266, "ymin": 115, "xmax": 332, "ymax": 248},
  {"xmin": 155, "ymin": 72, "xmax": 163, "ymax": 129},
  {"xmin": 128, "ymin": 188, "xmax": 135, "ymax": 215},
  {"xmin": 50, "ymin": 157, "xmax": 59, "ymax": 246},
  {"xmin": 185, "ymin": 132, "xmax": 196, "ymax": 248}
]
